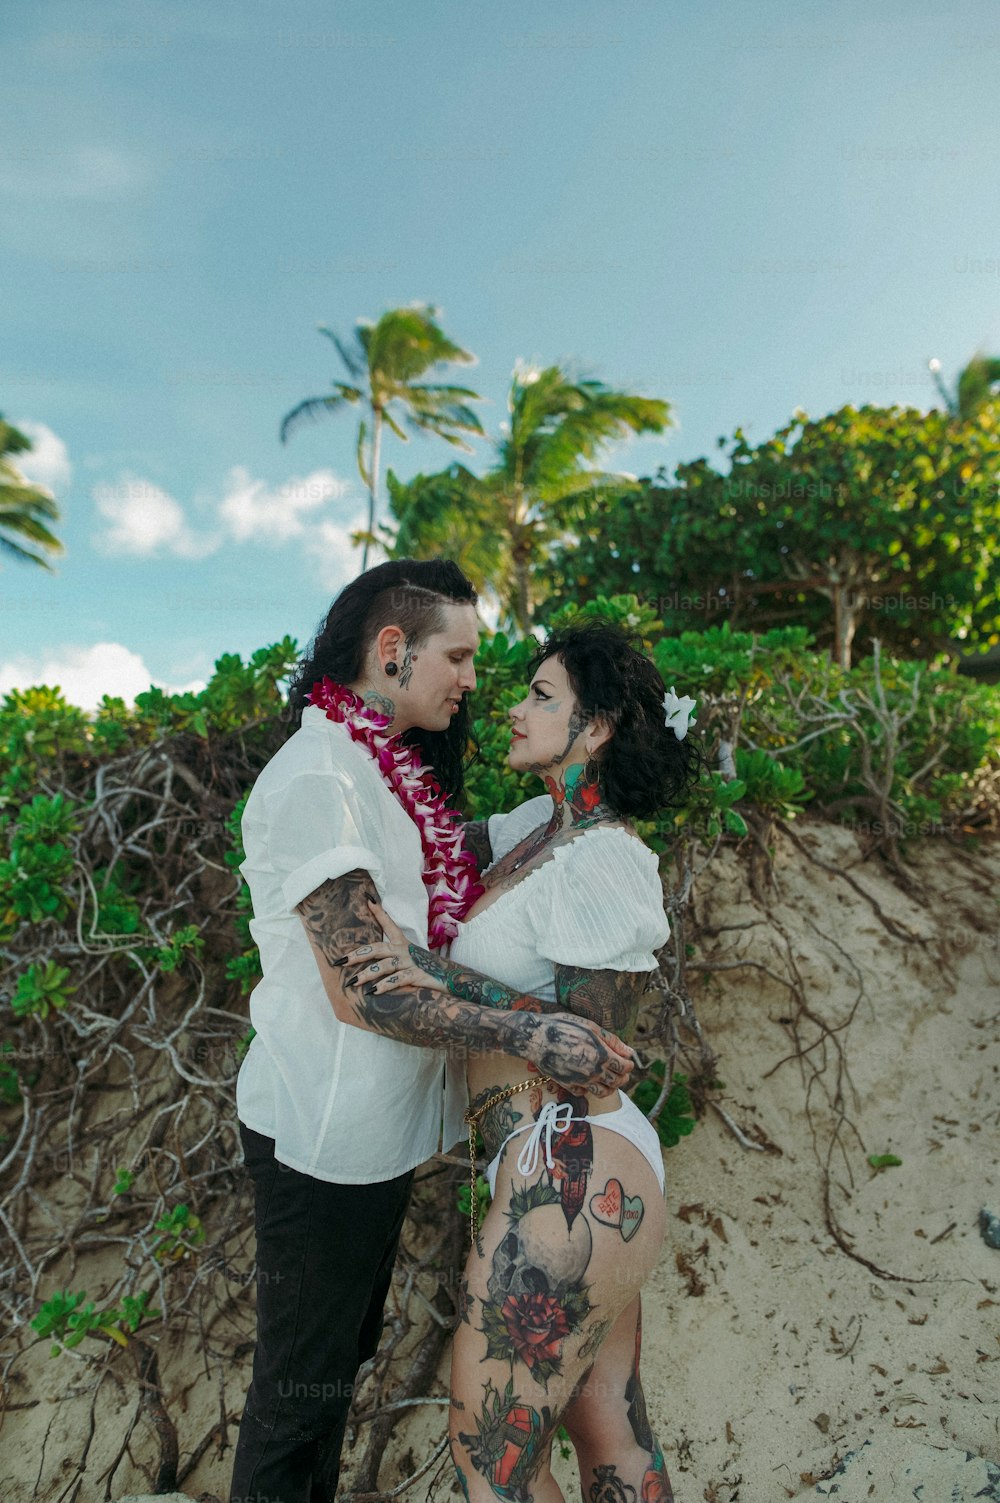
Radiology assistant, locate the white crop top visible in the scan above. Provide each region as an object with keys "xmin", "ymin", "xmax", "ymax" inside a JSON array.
[{"xmin": 449, "ymin": 795, "xmax": 669, "ymax": 1001}]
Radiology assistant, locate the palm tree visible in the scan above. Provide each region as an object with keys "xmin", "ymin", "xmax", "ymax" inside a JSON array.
[
  {"xmin": 0, "ymin": 416, "xmax": 64, "ymax": 569},
  {"xmin": 387, "ymin": 363, "xmax": 672, "ymax": 631},
  {"xmin": 386, "ymin": 465, "xmax": 510, "ymax": 614},
  {"xmin": 928, "ymin": 352, "xmax": 1000, "ymax": 420},
  {"xmin": 280, "ymin": 304, "xmax": 484, "ymax": 569}
]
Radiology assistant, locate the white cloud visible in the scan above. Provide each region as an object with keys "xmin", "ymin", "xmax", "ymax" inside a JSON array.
[
  {"xmin": 218, "ymin": 465, "xmax": 349, "ymax": 543},
  {"xmin": 0, "ymin": 144, "xmax": 148, "ymax": 201},
  {"xmin": 92, "ymin": 474, "xmax": 219, "ymax": 558},
  {"xmin": 0, "ymin": 642, "xmax": 205, "ymax": 712},
  {"xmin": 11, "ymin": 420, "xmax": 72, "ymax": 494},
  {"xmin": 307, "ymin": 519, "xmax": 369, "ymax": 593},
  {"xmin": 90, "ymin": 463, "xmax": 366, "ymax": 576}
]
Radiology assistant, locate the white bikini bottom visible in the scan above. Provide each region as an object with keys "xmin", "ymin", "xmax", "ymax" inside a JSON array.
[{"xmin": 484, "ymin": 1089, "xmax": 666, "ymax": 1200}]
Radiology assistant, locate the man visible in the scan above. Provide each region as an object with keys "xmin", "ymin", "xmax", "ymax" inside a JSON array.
[{"xmin": 229, "ymin": 559, "xmax": 635, "ymax": 1503}]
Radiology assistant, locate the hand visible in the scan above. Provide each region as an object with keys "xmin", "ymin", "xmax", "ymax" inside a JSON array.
[
  {"xmin": 526, "ymin": 1011, "xmax": 637, "ymax": 1097},
  {"xmin": 340, "ymin": 899, "xmax": 446, "ymax": 997}
]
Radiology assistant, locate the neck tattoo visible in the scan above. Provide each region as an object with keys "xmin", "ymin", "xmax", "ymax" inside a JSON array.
[
  {"xmin": 361, "ymin": 688, "xmax": 396, "ymax": 719},
  {"xmin": 494, "ymin": 760, "xmax": 615, "ymax": 888},
  {"xmin": 544, "ymin": 758, "xmax": 614, "ymax": 829}
]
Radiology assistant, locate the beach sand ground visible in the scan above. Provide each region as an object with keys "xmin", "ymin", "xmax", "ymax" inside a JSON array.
[{"xmin": 2, "ymin": 825, "xmax": 997, "ymax": 1502}]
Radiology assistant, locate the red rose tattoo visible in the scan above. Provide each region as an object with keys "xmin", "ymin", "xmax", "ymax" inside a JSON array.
[{"xmin": 500, "ymin": 1292, "xmax": 571, "ymax": 1374}]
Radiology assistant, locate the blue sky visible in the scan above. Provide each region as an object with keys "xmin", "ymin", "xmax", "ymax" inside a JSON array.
[{"xmin": 3, "ymin": 0, "xmax": 998, "ymax": 706}]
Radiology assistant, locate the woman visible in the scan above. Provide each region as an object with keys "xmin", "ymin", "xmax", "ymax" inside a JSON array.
[{"xmin": 344, "ymin": 621, "xmax": 700, "ymax": 1503}]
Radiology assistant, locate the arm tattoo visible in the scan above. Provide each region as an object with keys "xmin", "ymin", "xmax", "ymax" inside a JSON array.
[
  {"xmin": 462, "ymin": 818, "xmax": 492, "ymax": 871},
  {"xmin": 554, "ymin": 964, "xmax": 648, "ymax": 1037},
  {"xmin": 354, "ymin": 984, "xmax": 620, "ymax": 1088},
  {"xmin": 403, "ymin": 946, "xmax": 645, "ymax": 1037},
  {"xmin": 296, "ymin": 870, "xmax": 380, "ymax": 966},
  {"xmin": 297, "ymin": 875, "xmax": 627, "ymax": 1086},
  {"xmin": 404, "ymin": 944, "xmax": 564, "ymax": 1015}
]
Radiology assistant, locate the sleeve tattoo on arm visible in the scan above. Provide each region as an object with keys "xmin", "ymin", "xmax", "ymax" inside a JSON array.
[
  {"xmin": 401, "ymin": 944, "xmax": 563, "ymax": 1015},
  {"xmin": 296, "ymin": 872, "xmax": 540, "ymax": 1053},
  {"xmin": 296, "ymin": 870, "xmax": 381, "ymax": 966},
  {"xmin": 399, "ymin": 948, "xmax": 647, "ymax": 1038},
  {"xmin": 297, "ymin": 875, "xmax": 631, "ymax": 1089},
  {"xmin": 554, "ymin": 964, "xmax": 648, "ymax": 1037}
]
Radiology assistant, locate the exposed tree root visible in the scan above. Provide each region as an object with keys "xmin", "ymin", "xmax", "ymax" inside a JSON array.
[{"xmin": 2, "ymin": 700, "xmax": 982, "ymax": 1493}]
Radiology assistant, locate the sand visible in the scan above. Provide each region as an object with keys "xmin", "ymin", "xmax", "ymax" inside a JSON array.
[{"xmin": 2, "ymin": 823, "xmax": 997, "ymax": 1502}]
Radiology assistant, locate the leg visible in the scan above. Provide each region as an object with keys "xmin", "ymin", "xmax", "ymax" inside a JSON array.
[
  {"xmin": 450, "ymin": 1121, "xmax": 665, "ymax": 1503},
  {"xmin": 229, "ymin": 1124, "xmax": 413, "ymax": 1503},
  {"xmin": 562, "ymin": 1298, "xmax": 674, "ymax": 1503}
]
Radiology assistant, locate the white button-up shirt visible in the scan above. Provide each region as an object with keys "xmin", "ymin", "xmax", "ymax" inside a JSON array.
[{"xmin": 236, "ymin": 705, "xmax": 467, "ymax": 1183}]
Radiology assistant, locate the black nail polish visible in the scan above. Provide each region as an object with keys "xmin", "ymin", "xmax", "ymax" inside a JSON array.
[
  {"xmin": 332, "ymin": 956, "xmax": 349, "ymax": 967},
  {"xmin": 363, "ymin": 983, "xmax": 376, "ymax": 997}
]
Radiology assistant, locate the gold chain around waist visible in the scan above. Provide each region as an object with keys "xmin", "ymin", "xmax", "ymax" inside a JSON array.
[{"xmin": 462, "ymin": 1074, "xmax": 556, "ymax": 1244}]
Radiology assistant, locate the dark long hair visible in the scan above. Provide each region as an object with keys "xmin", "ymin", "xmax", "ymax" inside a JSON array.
[
  {"xmin": 286, "ymin": 559, "xmax": 478, "ymax": 799},
  {"xmin": 529, "ymin": 622, "xmax": 703, "ymax": 817}
]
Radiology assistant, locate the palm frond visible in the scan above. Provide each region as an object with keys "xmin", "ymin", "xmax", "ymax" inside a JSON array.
[
  {"xmin": 0, "ymin": 416, "xmax": 64, "ymax": 568},
  {"xmin": 0, "ymin": 533, "xmax": 58, "ymax": 568},
  {"xmin": 957, "ymin": 354, "xmax": 1000, "ymax": 421},
  {"xmin": 368, "ymin": 305, "xmax": 476, "ymax": 385},
  {"xmin": 382, "ymin": 408, "xmax": 408, "ymax": 443},
  {"xmin": 279, "ymin": 388, "xmax": 360, "ymax": 443},
  {"xmin": 402, "ymin": 382, "xmax": 484, "ymax": 404},
  {"xmin": 0, "ymin": 477, "xmax": 60, "ymax": 521},
  {"xmin": 317, "ymin": 325, "xmax": 367, "ymax": 382}
]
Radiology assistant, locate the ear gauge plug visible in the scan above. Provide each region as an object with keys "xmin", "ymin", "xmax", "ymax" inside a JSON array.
[{"xmin": 385, "ymin": 662, "xmax": 398, "ymax": 676}]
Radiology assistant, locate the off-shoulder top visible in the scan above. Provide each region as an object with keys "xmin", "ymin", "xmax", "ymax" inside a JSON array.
[{"xmin": 449, "ymin": 794, "xmax": 669, "ymax": 997}]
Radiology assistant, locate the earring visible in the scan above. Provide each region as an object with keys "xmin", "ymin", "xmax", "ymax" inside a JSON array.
[
  {"xmin": 385, "ymin": 662, "xmax": 398, "ymax": 677},
  {"xmin": 584, "ymin": 756, "xmax": 600, "ymax": 783}
]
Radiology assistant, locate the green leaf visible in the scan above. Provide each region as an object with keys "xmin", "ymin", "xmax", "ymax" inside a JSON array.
[{"xmin": 507, "ymin": 1180, "xmax": 560, "ymax": 1220}]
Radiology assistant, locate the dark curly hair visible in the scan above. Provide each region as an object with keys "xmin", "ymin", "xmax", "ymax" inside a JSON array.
[
  {"xmin": 286, "ymin": 558, "xmax": 478, "ymax": 800},
  {"xmin": 529, "ymin": 621, "xmax": 703, "ymax": 818}
]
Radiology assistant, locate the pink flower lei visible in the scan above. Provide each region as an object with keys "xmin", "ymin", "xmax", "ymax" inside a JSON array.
[{"xmin": 307, "ymin": 678, "xmax": 484, "ymax": 950}]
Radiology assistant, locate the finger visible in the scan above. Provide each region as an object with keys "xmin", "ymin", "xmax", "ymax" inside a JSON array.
[
  {"xmin": 363, "ymin": 968, "xmax": 415, "ymax": 995},
  {"xmin": 367, "ymin": 897, "xmax": 402, "ymax": 934},
  {"xmin": 347, "ymin": 960, "xmax": 396, "ymax": 989},
  {"xmin": 341, "ymin": 946, "xmax": 398, "ymax": 973},
  {"xmin": 364, "ymin": 955, "xmax": 402, "ymax": 976},
  {"xmin": 339, "ymin": 942, "xmax": 383, "ymax": 965},
  {"xmin": 364, "ymin": 973, "xmax": 421, "ymax": 997}
]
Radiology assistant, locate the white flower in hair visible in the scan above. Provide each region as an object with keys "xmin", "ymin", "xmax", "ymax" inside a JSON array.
[{"xmin": 662, "ymin": 686, "xmax": 697, "ymax": 741}]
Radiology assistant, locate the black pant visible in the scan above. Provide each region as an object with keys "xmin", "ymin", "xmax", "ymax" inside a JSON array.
[{"xmin": 230, "ymin": 1123, "xmax": 415, "ymax": 1503}]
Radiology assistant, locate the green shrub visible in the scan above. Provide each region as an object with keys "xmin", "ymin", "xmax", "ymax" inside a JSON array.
[
  {"xmin": 630, "ymin": 1065, "xmax": 698, "ymax": 1148},
  {"xmin": 31, "ymin": 1287, "xmax": 159, "ymax": 1356},
  {"xmin": 11, "ymin": 962, "xmax": 75, "ymax": 1020}
]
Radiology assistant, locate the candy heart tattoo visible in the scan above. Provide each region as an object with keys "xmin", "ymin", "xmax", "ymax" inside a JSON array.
[{"xmin": 588, "ymin": 1178, "xmax": 644, "ymax": 1242}]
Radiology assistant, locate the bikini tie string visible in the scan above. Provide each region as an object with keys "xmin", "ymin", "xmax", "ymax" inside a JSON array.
[
  {"xmin": 515, "ymin": 1100, "xmax": 574, "ymax": 1178},
  {"xmin": 462, "ymin": 1074, "xmax": 557, "ymax": 1244}
]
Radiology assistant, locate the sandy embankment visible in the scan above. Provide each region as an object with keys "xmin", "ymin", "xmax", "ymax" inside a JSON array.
[
  {"xmin": 2, "ymin": 824, "xmax": 998, "ymax": 1502},
  {"xmin": 382, "ymin": 825, "xmax": 1000, "ymax": 1502}
]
